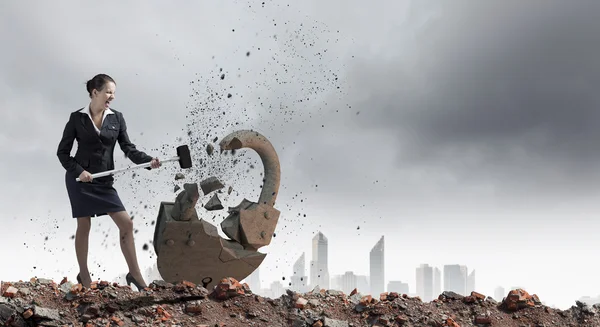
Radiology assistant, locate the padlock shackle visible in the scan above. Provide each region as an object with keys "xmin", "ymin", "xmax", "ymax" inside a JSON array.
[{"xmin": 219, "ymin": 130, "xmax": 281, "ymax": 207}]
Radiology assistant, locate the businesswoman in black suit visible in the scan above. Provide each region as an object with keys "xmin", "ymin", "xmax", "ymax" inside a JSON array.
[{"xmin": 57, "ymin": 74, "xmax": 160, "ymax": 290}]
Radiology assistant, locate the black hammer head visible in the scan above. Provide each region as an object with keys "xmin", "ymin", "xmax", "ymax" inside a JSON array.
[{"xmin": 176, "ymin": 145, "xmax": 192, "ymax": 169}]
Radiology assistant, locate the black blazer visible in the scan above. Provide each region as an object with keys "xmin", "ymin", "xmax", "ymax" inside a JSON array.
[{"xmin": 57, "ymin": 108, "xmax": 153, "ymax": 183}]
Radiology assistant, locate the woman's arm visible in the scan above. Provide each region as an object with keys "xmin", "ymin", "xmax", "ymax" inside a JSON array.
[
  {"xmin": 57, "ymin": 113, "xmax": 85, "ymax": 176},
  {"xmin": 116, "ymin": 112, "xmax": 153, "ymax": 165}
]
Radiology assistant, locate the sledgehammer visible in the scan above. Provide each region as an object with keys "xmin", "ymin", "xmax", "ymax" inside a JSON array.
[{"xmin": 76, "ymin": 145, "xmax": 192, "ymax": 182}]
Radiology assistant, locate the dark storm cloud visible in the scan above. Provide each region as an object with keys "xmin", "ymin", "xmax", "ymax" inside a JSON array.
[{"xmin": 295, "ymin": 1, "xmax": 600, "ymax": 199}]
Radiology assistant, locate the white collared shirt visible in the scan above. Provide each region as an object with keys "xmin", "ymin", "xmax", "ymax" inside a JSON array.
[{"xmin": 83, "ymin": 104, "xmax": 114, "ymax": 135}]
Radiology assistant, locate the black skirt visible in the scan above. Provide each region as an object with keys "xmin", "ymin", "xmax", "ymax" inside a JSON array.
[{"xmin": 65, "ymin": 171, "xmax": 126, "ymax": 218}]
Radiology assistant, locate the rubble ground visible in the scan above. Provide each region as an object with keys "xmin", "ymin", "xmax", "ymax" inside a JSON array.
[{"xmin": 2, "ymin": 277, "xmax": 600, "ymax": 327}]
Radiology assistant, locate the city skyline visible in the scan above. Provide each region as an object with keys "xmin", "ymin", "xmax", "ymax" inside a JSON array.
[
  {"xmin": 236, "ymin": 231, "xmax": 528, "ymax": 305},
  {"xmin": 133, "ymin": 229, "xmax": 592, "ymax": 309}
]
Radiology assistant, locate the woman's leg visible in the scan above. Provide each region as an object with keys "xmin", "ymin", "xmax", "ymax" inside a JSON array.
[
  {"xmin": 75, "ymin": 217, "xmax": 92, "ymax": 287},
  {"xmin": 108, "ymin": 211, "xmax": 147, "ymax": 287}
]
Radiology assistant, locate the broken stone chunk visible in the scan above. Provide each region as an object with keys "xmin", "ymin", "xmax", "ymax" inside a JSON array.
[
  {"xmin": 33, "ymin": 306, "xmax": 60, "ymax": 320},
  {"xmin": 323, "ymin": 317, "xmax": 349, "ymax": 327},
  {"xmin": 228, "ymin": 185, "xmax": 233, "ymax": 195},
  {"xmin": 206, "ymin": 144, "xmax": 214, "ymax": 155},
  {"xmin": 200, "ymin": 176, "xmax": 224, "ymax": 195},
  {"xmin": 175, "ymin": 173, "xmax": 185, "ymax": 180},
  {"xmin": 474, "ymin": 315, "xmax": 491, "ymax": 324},
  {"xmin": 211, "ymin": 277, "xmax": 246, "ymax": 300},
  {"xmin": 171, "ymin": 183, "xmax": 200, "ymax": 221},
  {"xmin": 22, "ymin": 309, "xmax": 33, "ymax": 319},
  {"xmin": 59, "ymin": 282, "xmax": 73, "ymax": 294},
  {"xmin": 502, "ymin": 288, "xmax": 537, "ymax": 311},
  {"xmin": 295, "ymin": 297, "xmax": 308, "ymax": 309},
  {"xmin": 221, "ymin": 199, "xmax": 255, "ymax": 243},
  {"xmin": 2, "ymin": 286, "xmax": 17, "ymax": 298},
  {"xmin": 204, "ymin": 194, "xmax": 224, "ymax": 211},
  {"xmin": 174, "ymin": 185, "xmax": 181, "ymax": 193}
]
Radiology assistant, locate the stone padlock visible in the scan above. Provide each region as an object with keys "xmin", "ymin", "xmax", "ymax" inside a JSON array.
[{"xmin": 153, "ymin": 130, "xmax": 281, "ymax": 290}]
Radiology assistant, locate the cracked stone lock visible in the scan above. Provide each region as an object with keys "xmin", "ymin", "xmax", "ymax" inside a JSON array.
[{"xmin": 152, "ymin": 130, "xmax": 281, "ymax": 290}]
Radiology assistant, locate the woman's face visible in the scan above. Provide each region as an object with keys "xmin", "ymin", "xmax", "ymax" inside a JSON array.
[{"xmin": 92, "ymin": 81, "xmax": 116, "ymax": 109}]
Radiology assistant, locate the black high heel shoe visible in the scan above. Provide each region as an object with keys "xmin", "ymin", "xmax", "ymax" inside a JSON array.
[
  {"xmin": 76, "ymin": 273, "xmax": 82, "ymax": 285},
  {"xmin": 126, "ymin": 273, "xmax": 146, "ymax": 291}
]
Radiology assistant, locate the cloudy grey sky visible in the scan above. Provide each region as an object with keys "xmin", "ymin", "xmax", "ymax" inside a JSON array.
[{"xmin": 1, "ymin": 0, "xmax": 600, "ymax": 309}]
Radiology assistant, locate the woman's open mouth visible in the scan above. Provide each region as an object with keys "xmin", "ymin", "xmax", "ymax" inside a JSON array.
[{"xmin": 105, "ymin": 101, "xmax": 110, "ymax": 108}]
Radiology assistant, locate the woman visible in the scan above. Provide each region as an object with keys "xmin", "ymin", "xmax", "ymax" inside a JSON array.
[{"xmin": 56, "ymin": 73, "xmax": 160, "ymax": 290}]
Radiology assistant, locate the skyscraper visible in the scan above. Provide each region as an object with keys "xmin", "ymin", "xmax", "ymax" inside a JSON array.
[
  {"xmin": 467, "ymin": 269, "xmax": 476, "ymax": 293},
  {"xmin": 356, "ymin": 275, "xmax": 369, "ymax": 294},
  {"xmin": 330, "ymin": 274, "xmax": 342, "ymax": 291},
  {"xmin": 291, "ymin": 253, "xmax": 308, "ymax": 292},
  {"xmin": 268, "ymin": 281, "xmax": 284, "ymax": 299},
  {"xmin": 369, "ymin": 236, "xmax": 385, "ymax": 296},
  {"xmin": 443, "ymin": 264, "xmax": 467, "ymax": 295},
  {"xmin": 245, "ymin": 267, "xmax": 261, "ymax": 292},
  {"xmin": 416, "ymin": 264, "xmax": 434, "ymax": 302},
  {"xmin": 340, "ymin": 271, "xmax": 358, "ymax": 294},
  {"xmin": 310, "ymin": 232, "xmax": 330, "ymax": 289},
  {"xmin": 433, "ymin": 267, "xmax": 441, "ymax": 298},
  {"xmin": 387, "ymin": 281, "xmax": 409, "ymax": 295}
]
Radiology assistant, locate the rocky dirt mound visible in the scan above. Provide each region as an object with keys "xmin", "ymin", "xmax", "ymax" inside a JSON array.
[{"xmin": 1, "ymin": 277, "xmax": 599, "ymax": 327}]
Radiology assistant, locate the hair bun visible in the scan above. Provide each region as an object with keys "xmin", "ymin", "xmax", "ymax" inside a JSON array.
[{"xmin": 85, "ymin": 74, "xmax": 115, "ymax": 98}]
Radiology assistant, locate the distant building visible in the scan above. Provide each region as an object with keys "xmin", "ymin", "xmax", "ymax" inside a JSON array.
[
  {"xmin": 443, "ymin": 264, "xmax": 467, "ymax": 295},
  {"xmin": 433, "ymin": 267, "xmax": 441, "ymax": 298},
  {"xmin": 330, "ymin": 275, "xmax": 342, "ymax": 292},
  {"xmin": 333, "ymin": 273, "xmax": 371, "ymax": 295},
  {"xmin": 579, "ymin": 295, "xmax": 600, "ymax": 306},
  {"xmin": 460, "ymin": 265, "xmax": 469, "ymax": 293},
  {"xmin": 310, "ymin": 232, "xmax": 330, "ymax": 289},
  {"xmin": 369, "ymin": 236, "xmax": 385, "ymax": 296},
  {"xmin": 356, "ymin": 275, "xmax": 369, "ymax": 294},
  {"xmin": 340, "ymin": 271, "xmax": 357, "ymax": 294},
  {"xmin": 416, "ymin": 264, "xmax": 434, "ymax": 302},
  {"xmin": 467, "ymin": 269, "xmax": 476, "ymax": 293},
  {"xmin": 387, "ymin": 281, "xmax": 409, "ymax": 295},
  {"xmin": 268, "ymin": 281, "xmax": 285, "ymax": 299},
  {"xmin": 244, "ymin": 267, "xmax": 261, "ymax": 293},
  {"xmin": 291, "ymin": 253, "xmax": 308, "ymax": 293}
]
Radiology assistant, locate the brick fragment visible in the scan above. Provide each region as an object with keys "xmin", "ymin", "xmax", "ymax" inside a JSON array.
[
  {"xmin": 182, "ymin": 280, "xmax": 196, "ymax": 288},
  {"xmin": 395, "ymin": 315, "xmax": 408, "ymax": 323},
  {"xmin": 111, "ymin": 316, "xmax": 125, "ymax": 326},
  {"xmin": 186, "ymin": 302, "xmax": 203, "ymax": 314},
  {"xmin": 22, "ymin": 309, "xmax": 33, "ymax": 319},
  {"xmin": 295, "ymin": 297, "xmax": 308, "ymax": 309},
  {"xmin": 471, "ymin": 291, "xmax": 485, "ymax": 300},
  {"xmin": 474, "ymin": 315, "xmax": 491, "ymax": 324},
  {"xmin": 442, "ymin": 317, "xmax": 461, "ymax": 327},
  {"xmin": 503, "ymin": 288, "xmax": 537, "ymax": 311},
  {"xmin": 70, "ymin": 283, "xmax": 82, "ymax": 294},
  {"xmin": 3, "ymin": 286, "xmax": 18, "ymax": 298},
  {"xmin": 360, "ymin": 295, "xmax": 373, "ymax": 305}
]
